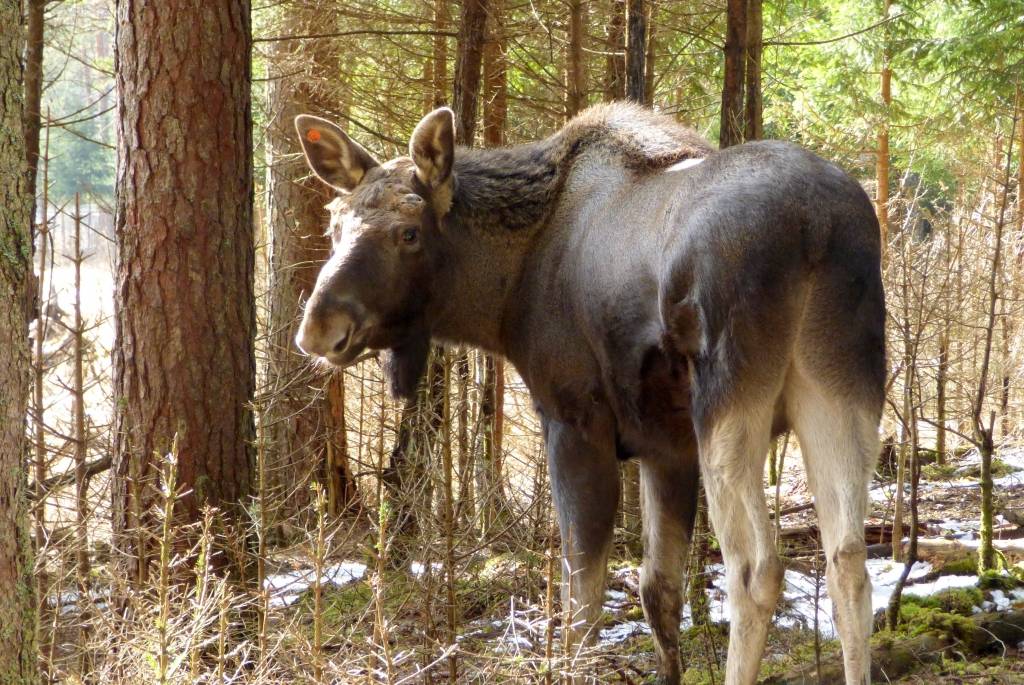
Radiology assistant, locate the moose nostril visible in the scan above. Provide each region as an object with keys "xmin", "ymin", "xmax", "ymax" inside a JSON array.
[{"xmin": 332, "ymin": 329, "xmax": 351, "ymax": 354}]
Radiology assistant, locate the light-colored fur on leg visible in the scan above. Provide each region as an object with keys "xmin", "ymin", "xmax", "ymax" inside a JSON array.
[
  {"xmin": 786, "ymin": 369, "xmax": 878, "ymax": 685},
  {"xmin": 698, "ymin": 405, "xmax": 784, "ymax": 685}
]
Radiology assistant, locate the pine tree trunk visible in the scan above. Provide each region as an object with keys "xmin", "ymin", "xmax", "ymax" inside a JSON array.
[
  {"xmin": 719, "ymin": 0, "xmax": 747, "ymax": 147},
  {"xmin": 625, "ymin": 0, "xmax": 646, "ymax": 103},
  {"xmin": 743, "ymin": 0, "xmax": 763, "ymax": 141},
  {"xmin": 23, "ymin": 0, "xmax": 44, "ymax": 223},
  {"xmin": 876, "ymin": 0, "xmax": 892, "ymax": 254},
  {"xmin": 936, "ymin": 330, "xmax": 948, "ymax": 463},
  {"xmin": 0, "ymin": 6, "xmax": 39, "ymax": 679},
  {"xmin": 566, "ymin": 0, "xmax": 587, "ymax": 118},
  {"xmin": 433, "ymin": 0, "xmax": 449, "ymax": 107},
  {"xmin": 112, "ymin": 0, "xmax": 255, "ymax": 582},
  {"xmin": 452, "ymin": 0, "xmax": 489, "ymax": 144},
  {"xmin": 643, "ymin": 0, "xmax": 656, "ymax": 106},
  {"xmin": 605, "ymin": 0, "xmax": 626, "ymax": 101},
  {"xmin": 483, "ymin": 0, "xmax": 507, "ymax": 146},
  {"xmin": 477, "ymin": 354, "xmax": 509, "ymax": 537},
  {"xmin": 264, "ymin": 5, "xmax": 356, "ymax": 524}
]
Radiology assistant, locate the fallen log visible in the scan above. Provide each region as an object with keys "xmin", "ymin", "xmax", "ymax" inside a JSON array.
[
  {"xmin": 867, "ymin": 536, "xmax": 1024, "ymax": 567},
  {"xmin": 761, "ymin": 610, "xmax": 1024, "ymax": 684}
]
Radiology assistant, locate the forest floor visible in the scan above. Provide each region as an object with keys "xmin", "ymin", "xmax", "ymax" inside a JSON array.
[{"xmin": 258, "ymin": 446, "xmax": 1024, "ymax": 684}]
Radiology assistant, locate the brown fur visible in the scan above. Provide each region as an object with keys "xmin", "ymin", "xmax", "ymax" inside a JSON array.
[{"xmin": 294, "ymin": 103, "xmax": 884, "ymax": 685}]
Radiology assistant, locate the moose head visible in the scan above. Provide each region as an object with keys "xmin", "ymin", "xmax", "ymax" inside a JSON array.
[{"xmin": 293, "ymin": 108, "xmax": 456, "ymax": 399}]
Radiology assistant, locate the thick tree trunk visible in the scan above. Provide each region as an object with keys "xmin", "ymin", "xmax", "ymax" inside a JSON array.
[
  {"xmin": 264, "ymin": 5, "xmax": 357, "ymax": 523},
  {"xmin": 112, "ymin": 0, "xmax": 255, "ymax": 582},
  {"xmin": 743, "ymin": 0, "xmax": 763, "ymax": 140},
  {"xmin": 566, "ymin": 0, "xmax": 586, "ymax": 118},
  {"xmin": 719, "ymin": 0, "xmax": 747, "ymax": 147},
  {"xmin": 0, "ymin": 5, "xmax": 39, "ymax": 680},
  {"xmin": 452, "ymin": 0, "xmax": 489, "ymax": 144},
  {"xmin": 23, "ymin": 0, "xmax": 44, "ymax": 224},
  {"xmin": 483, "ymin": 0, "xmax": 507, "ymax": 146},
  {"xmin": 604, "ymin": 0, "xmax": 625, "ymax": 101},
  {"xmin": 624, "ymin": 0, "xmax": 646, "ymax": 103}
]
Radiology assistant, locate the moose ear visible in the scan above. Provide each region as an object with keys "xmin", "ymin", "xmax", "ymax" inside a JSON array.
[
  {"xmin": 409, "ymin": 107, "xmax": 455, "ymax": 191},
  {"xmin": 295, "ymin": 115, "xmax": 380, "ymax": 192}
]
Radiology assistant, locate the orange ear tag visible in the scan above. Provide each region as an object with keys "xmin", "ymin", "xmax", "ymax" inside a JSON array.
[{"xmin": 306, "ymin": 129, "xmax": 321, "ymax": 143}]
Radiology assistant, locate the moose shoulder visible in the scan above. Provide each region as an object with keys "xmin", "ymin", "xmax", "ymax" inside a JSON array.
[{"xmin": 293, "ymin": 103, "xmax": 884, "ymax": 685}]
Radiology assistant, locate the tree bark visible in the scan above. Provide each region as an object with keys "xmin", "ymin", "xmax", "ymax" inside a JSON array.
[
  {"xmin": 264, "ymin": 3, "xmax": 357, "ymax": 524},
  {"xmin": 451, "ymin": 0, "xmax": 489, "ymax": 144},
  {"xmin": 625, "ymin": 0, "xmax": 646, "ymax": 103},
  {"xmin": 643, "ymin": 0, "xmax": 656, "ymax": 107},
  {"xmin": 23, "ymin": 0, "xmax": 44, "ymax": 225},
  {"xmin": 112, "ymin": 0, "xmax": 255, "ymax": 582},
  {"xmin": 0, "ymin": 4, "xmax": 39, "ymax": 679},
  {"xmin": 482, "ymin": 0, "xmax": 507, "ymax": 146},
  {"xmin": 604, "ymin": 0, "xmax": 625, "ymax": 101},
  {"xmin": 719, "ymin": 0, "xmax": 747, "ymax": 147},
  {"xmin": 566, "ymin": 0, "xmax": 586, "ymax": 118},
  {"xmin": 743, "ymin": 0, "xmax": 763, "ymax": 140},
  {"xmin": 876, "ymin": 0, "xmax": 892, "ymax": 254},
  {"xmin": 433, "ymin": 0, "xmax": 449, "ymax": 107},
  {"xmin": 477, "ymin": 353, "xmax": 509, "ymax": 537}
]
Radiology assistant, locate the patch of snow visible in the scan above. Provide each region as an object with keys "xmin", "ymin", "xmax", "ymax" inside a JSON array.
[
  {"xmin": 410, "ymin": 561, "xmax": 443, "ymax": 577},
  {"xmin": 599, "ymin": 620, "xmax": 650, "ymax": 644},
  {"xmin": 263, "ymin": 561, "xmax": 366, "ymax": 608}
]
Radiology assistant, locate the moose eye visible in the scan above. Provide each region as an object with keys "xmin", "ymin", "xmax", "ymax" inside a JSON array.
[{"xmin": 401, "ymin": 227, "xmax": 419, "ymax": 245}]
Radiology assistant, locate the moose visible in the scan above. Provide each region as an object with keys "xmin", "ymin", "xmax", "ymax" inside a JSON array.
[{"xmin": 293, "ymin": 103, "xmax": 885, "ymax": 685}]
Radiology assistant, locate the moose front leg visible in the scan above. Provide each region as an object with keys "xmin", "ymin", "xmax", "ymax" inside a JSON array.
[{"xmin": 543, "ymin": 417, "xmax": 619, "ymax": 676}]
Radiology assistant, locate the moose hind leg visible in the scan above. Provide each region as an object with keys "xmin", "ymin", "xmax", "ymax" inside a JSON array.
[
  {"xmin": 697, "ymin": 404, "xmax": 783, "ymax": 685},
  {"xmin": 545, "ymin": 419, "xmax": 619, "ymax": 666},
  {"xmin": 787, "ymin": 372, "xmax": 878, "ymax": 685},
  {"xmin": 639, "ymin": 454, "xmax": 699, "ymax": 685}
]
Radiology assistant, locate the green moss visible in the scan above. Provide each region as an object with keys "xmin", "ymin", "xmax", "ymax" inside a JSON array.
[
  {"xmin": 921, "ymin": 461, "xmax": 959, "ymax": 480},
  {"xmin": 935, "ymin": 556, "xmax": 979, "ymax": 576},
  {"xmin": 977, "ymin": 569, "xmax": 1021, "ymax": 591},
  {"xmin": 958, "ymin": 458, "xmax": 1018, "ymax": 479},
  {"xmin": 907, "ymin": 586, "xmax": 983, "ymax": 615}
]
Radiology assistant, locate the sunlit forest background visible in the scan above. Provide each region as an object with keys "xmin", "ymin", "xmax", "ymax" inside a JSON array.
[{"xmin": 2, "ymin": 0, "xmax": 1023, "ymax": 683}]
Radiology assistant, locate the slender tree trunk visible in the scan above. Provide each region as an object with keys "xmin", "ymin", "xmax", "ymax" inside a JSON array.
[
  {"xmin": 643, "ymin": 0, "xmax": 656, "ymax": 106},
  {"xmin": 605, "ymin": 0, "xmax": 625, "ymax": 101},
  {"xmin": 384, "ymin": 351, "xmax": 445, "ymax": 569},
  {"xmin": 566, "ymin": 0, "xmax": 587, "ymax": 118},
  {"xmin": 976, "ymin": 117, "xmax": 1017, "ymax": 572},
  {"xmin": 719, "ymin": 0, "xmax": 747, "ymax": 147},
  {"xmin": 625, "ymin": 0, "xmax": 646, "ymax": 103},
  {"xmin": 433, "ymin": 0, "xmax": 449, "ymax": 107},
  {"xmin": 477, "ymin": 354, "xmax": 509, "ymax": 537},
  {"xmin": 112, "ymin": 0, "xmax": 255, "ymax": 581},
  {"xmin": 876, "ymin": 0, "xmax": 892, "ymax": 255},
  {"xmin": 265, "ymin": 5, "xmax": 357, "ymax": 524},
  {"xmin": 452, "ymin": 0, "xmax": 489, "ymax": 144},
  {"xmin": 0, "ymin": 5, "xmax": 39, "ymax": 679},
  {"xmin": 743, "ymin": 0, "xmax": 763, "ymax": 140},
  {"xmin": 936, "ymin": 330, "xmax": 948, "ymax": 463}
]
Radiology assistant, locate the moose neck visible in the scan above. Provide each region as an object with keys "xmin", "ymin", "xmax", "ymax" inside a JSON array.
[{"xmin": 425, "ymin": 141, "xmax": 571, "ymax": 354}]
